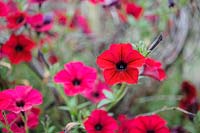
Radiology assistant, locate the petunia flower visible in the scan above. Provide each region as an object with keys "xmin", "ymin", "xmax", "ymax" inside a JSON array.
[
  {"xmin": 0, "ymin": 1, "xmax": 8, "ymax": 17},
  {"xmin": 97, "ymin": 43, "xmax": 145, "ymax": 85},
  {"xmin": 89, "ymin": 0, "xmax": 104, "ymax": 4},
  {"xmin": 6, "ymin": 11, "xmax": 27, "ymax": 30},
  {"xmin": 1, "ymin": 34, "xmax": 35, "ymax": 64},
  {"xmin": 0, "ymin": 92, "xmax": 12, "ymax": 110},
  {"xmin": 117, "ymin": 114, "xmax": 135, "ymax": 133},
  {"xmin": 2, "ymin": 85, "xmax": 43, "ymax": 114},
  {"xmin": 125, "ymin": 2, "xmax": 143, "ymax": 20},
  {"xmin": 130, "ymin": 114, "xmax": 170, "ymax": 133},
  {"xmin": 69, "ymin": 10, "xmax": 92, "ymax": 34},
  {"xmin": 27, "ymin": 13, "xmax": 53, "ymax": 32},
  {"xmin": 1, "ymin": 108, "xmax": 40, "ymax": 133},
  {"xmin": 84, "ymin": 109, "xmax": 118, "ymax": 133},
  {"xmin": 179, "ymin": 81, "xmax": 199, "ymax": 120},
  {"xmin": 54, "ymin": 61, "xmax": 97, "ymax": 96},
  {"xmin": 82, "ymin": 80, "xmax": 111, "ymax": 103},
  {"xmin": 141, "ymin": 58, "xmax": 166, "ymax": 81}
]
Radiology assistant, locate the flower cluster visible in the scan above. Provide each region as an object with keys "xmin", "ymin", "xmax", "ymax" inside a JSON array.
[
  {"xmin": 0, "ymin": 86, "xmax": 43, "ymax": 133},
  {"xmin": 84, "ymin": 109, "xmax": 170, "ymax": 133}
]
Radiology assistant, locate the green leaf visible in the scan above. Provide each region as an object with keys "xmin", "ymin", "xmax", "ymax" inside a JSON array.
[
  {"xmin": 103, "ymin": 90, "xmax": 114, "ymax": 100},
  {"xmin": 97, "ymin": 99, "xmax": 112, "ymax": 108}
]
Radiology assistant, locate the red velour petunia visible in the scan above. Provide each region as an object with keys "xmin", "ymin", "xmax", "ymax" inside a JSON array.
[
  {"xmin": 0, "ymin": 92, "xmax": 12, "ymax": 110},
  {"xmin": 117, "ymin": 114, "xmax": 135, "ymax": 133},
  {"xmin": 82, "ymin": 80, "xmax": 111, "ymax": 103},
  {"xmin": 97, "ymin": 43, "xmax": 145, "ymax": 85},
  {"xmin": 1, "ymin": 34, "xmax": 35, "ymax": 64},
  {"xmin": 125, "ymin": 2, "xmax": 143, "ymax": 20},
  {"xmin": 84, "ymin": 109, "xmax": 118, "ymax": 133},
  {"xmin": 181, "ymin": 81, "xmax": 197, "ymax": 101},
  {"xmin": 6, "ymin": 11, "xmax": 27, "ymax": 29},
  {"xmin": 130, "ymin": 114, "xmax": 170, "ymax": 133},
  {"xmin": 54, "ymin": 61, "xmax": 97, "ymax": 96},
  {"xmin": 2, "ymin": 85, "xmax": 43, "ymax": 114},
  {"xmin": 1, "ymin": 108, "xmax": 40, "ymax": 133},
  {"xmin": 0, "ymin": 1, "xmax": 8, "ymax": 17},
  {"xmin": 141, "ymin": 58, "xmax": 166, "ymax": 81}
]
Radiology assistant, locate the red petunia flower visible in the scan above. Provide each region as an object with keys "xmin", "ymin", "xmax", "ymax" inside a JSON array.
[
  {"xmin": 117, "ymin": 114, "xmax": 135, "ymax": 133},
  {"xmin": 2, "ymin": 85, "xmax": 43, "ymax": 114},
  {"xmin": 0, "ymin": 1, "xmax": 8, "ymax": 17},
  {"xmin": 6, "ymin": 11, "xmax": 27, "ymax": 29},
  {"xmin": 1, "ymin": 108, "xmax": 40, "ymax": 133},
  {"xmin": 1, "ymin": 34, "xmax": 35, "ymax": 64},
  {"xmin": 97, "ymin": 43, "xmax": 145, "ymax": 85},
  {"xmin": 54, "ymin": 61, "xmax": 97, "ymax": 96},
  {"xmin": 125, "ymin": 2, "xmax": 143, "ymax": 20},
  {"xmin": 181, "ymin": 81, "xmax": 197, "ymax": 101},
  {"xmin": 179, "ymin": 81, "xmax": 199, "ymax": 120},
  {"xmin": 27, "ymin": 13, "xmax": 53, "ymax": 32},
  {"xmin": 141, "ymin": 58, "xmax": 166, "ymax": 81},
  {"xmin": 84, "ymin": 109, "xmax": 118, "ymax": 133},
  {"xmin": 82, "ymin": 80, "xmax": 111, "ymax": 103},
  {"xmin": 130, "ymin": 114, "xmax": 170, "ymax": 133}
]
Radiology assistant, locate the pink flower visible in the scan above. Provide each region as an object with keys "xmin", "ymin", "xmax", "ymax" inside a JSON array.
[
  {"xmin": 2, "ymin": 85, "xmax": 43, "ymax": 113},
  {"xmin": 70, "ymin": 10, "xmax": 92, "ymax": 34},
  {"xmin": 141, "ymin": 58, "xmax": 166, "ymax": 81},
  {"xmin": 27, "ymin": 13, "xmax": 53, "ymax": 32},
  {"xmin": 0, "ymin": 1, "xmax": 8, "ymax": 17},
  {"xmin": 117, "ymin": 115, "xmax": 135, "ymax": 133},
  {"xmin": 0, "ymin": 92, "xmax": 12, "ymax": 110},
  {"xmin": 54, "ymin": 61, "xmax": 97, "ymax": 96},
  {"xmin": 1, "ymin": 108, "xmax": 40, "ymax": 133},
  {"xmin": 82, "ymin": 80, "xmax": 111, "ymax": 103},
  {"xmin": 28, "ymin": 0, "xmax": 47, "ymax": 4}
]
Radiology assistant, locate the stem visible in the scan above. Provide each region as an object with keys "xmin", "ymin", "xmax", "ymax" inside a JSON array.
[
  {"xmin": 2, "ymin": 111, "xmax": 13, "ymax": 133},
  {"xmin": 143, "ymin": 106, "xmax": 196, "ymax": 116},
  {"xmin": 20, "ymin": 112, "xmax": 29, "ymax": 133},
  {"xmin": 107, "ymin": 83, "xmax": 127, "ymax": 111}
]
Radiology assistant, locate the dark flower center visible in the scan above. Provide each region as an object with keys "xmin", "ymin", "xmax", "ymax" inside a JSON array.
[
  {"xmin": 147, "ymin": 130, "xmax": 155, "ymax": 133},
  {"xmin": 72, "ymin": 79, "xmax": 81, "ymax": 86},
  {"xmin": 116, "ymin": 61, "xmax": 127, "ymax": 70},
  {"xmin": 93, "ymin": 92, "xmax": 100, "ymax": 98},
  {"xmin": 15, "ymin": 44, "xmax": 24, "ymax": 52},
  {"xmin": 95, "ymin": 123, "xmax": 103, "ymax": 131},
  {"xmin": 16, "ymin": 15, "xmax": 25, "ymax": 24},
  {"xmin": 16, "ymin": 100, "xmax": 25, "ymax": 107},
  {"xmin": 16, "ymin": 120, "xmax": 25, "ymax": 128}
]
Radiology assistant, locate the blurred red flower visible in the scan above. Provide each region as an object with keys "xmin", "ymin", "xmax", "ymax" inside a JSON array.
[
  {"xmin": 89, "ymin": 0, "xmax": 104, "ymax": 4},
  {"xmin": 54, "ymin": 61, "xmax": 97, "ymax": 96},
  {"xmin": 28, "ymin": 0, "xmax": 47, "ymax": 4},
  {"xmin": 0, "ymin": 108, "xmax": 40, "ymax": 133},
  {"xmin": 70, "ymin": 10, "xmax": 92, "ymax": 34},
  {"xmin": 1, "ymin": 34, "xmax": 35, "ymax": 64},
  {"xmin": 2, "ymin": 85, "xmax": 43, "ymax": 113},
  {"xmin": 6, "ymin": 11, "xmax": 27, "ymax": 29},
  {"xmin": 125, "ymin": 2, "xmax": 143, "ymax": 20},
  {"xmin": 82, "ymin": 80, "xmax": 111, "ymax": 103},
  {"xmin": 84, "ymin": 109, "xmax": 118, "ymax": 133},
  {"xmin": 0, "ymin": 1, "xmax": 8, "ymax": 17},
  {"xmin": 97, "ymin": 43, "xmax": 145, "ymax": 85},
  {"xmin": 27, "ymin": 13, "xmax": 53, "ymax": 32},
  {"xmin": 130, "ymin": 115, "xmax": 170, "ymax": 133},
  {"xmin": 141, "ymin": 58, "xmax": 166, "ymax": 81},
  {"xmin": 179, "ymin": 81, "xmax": 199, "ymax": 120}
]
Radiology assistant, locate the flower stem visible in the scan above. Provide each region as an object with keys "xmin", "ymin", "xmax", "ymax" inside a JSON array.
[
  {"xmin": 143, "ymin": 106, "xmax": 196, "ymax": 116},
  {"xmin": 107, "ymin": 83, "xmax": 127, "ymax": 111},
  {"xmin": 2, "ymin": 111, "xmax": 13, "ymax": 133}
]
